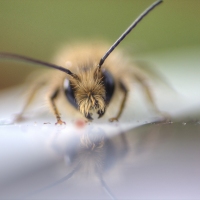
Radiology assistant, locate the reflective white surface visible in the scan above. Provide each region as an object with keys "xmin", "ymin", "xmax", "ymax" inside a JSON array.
[{"xmin": 0, "ymin": 48, "xmax": 200, "ymax": 199}]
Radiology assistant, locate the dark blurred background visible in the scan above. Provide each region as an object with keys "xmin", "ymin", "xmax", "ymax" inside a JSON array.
[{"xmin": 0, "ymin": 0, "xmax": 199, "ymax": 90}]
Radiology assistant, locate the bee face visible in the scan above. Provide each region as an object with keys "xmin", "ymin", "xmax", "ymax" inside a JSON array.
[{"xmin": 64, "ymin": 65, "xmax": 115, "ymax": 120}]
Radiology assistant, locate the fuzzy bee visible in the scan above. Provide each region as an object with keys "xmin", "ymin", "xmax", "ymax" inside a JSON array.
[{"xmin": 0, "ymin": 0, "xmax": 163, "ymax": 124}]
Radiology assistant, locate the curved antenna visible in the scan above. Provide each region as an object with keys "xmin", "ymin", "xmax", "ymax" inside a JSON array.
[
  {"xmin": 21, "ymin": 164, "xmax": 116, "ymax": 200},
  {"xmin": 98, "ymin": 0, "xmax": 163, "ymax": 68},
  {"xmin": 21, "ymin": 165, "xmax": 80, "ymax": 198},
  {"xmin": 100, "ymin": 177, "xmax": 117, "ymax": 200},
  {"xmin": 0, "ymin": 52, "xmax": 77, "ymax": 78}
]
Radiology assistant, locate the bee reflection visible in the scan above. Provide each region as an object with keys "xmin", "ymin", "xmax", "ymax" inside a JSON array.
[
  {"xmin": 23, "ymin": 123, "xmax": 161, "ymax": 200},
  {"xmin": 62, "ymin": 126, "xmax": 128, "ymax": 177}
]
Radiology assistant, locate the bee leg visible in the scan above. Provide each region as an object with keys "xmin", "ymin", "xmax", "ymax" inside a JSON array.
[
  {"xmin": 49, "ymin": 89, "xmax": 66, "ymax": 125},
  {"xmin": 135, "ymin": 74, "xmax": 170, "ymax": 121},
  {"xmin": 14, "ymin": 81, "xmax": 46, "ymax": 122},
  {"xmin": 109, "ymin": 81, "xmax": 128, "ymax": 122}
]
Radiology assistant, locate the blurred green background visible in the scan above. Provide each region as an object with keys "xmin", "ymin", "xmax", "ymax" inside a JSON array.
[{"xmin": 0, "ymin": 0, "xmax": 199, "ymax": 90}]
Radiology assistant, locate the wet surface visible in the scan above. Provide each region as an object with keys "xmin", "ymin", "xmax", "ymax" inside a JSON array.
[{"xmin": 0, "ymin": 117, "xmax": 200, "ymax": 199}]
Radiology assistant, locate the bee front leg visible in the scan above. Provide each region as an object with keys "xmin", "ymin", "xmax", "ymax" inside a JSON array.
[
  {"xmin": 109, "ymin": 81, "xmax": 128, "ymax": 122},
  {"xmin": 49, "ymin": 89, "xmax": 66, "ymax": 125}
]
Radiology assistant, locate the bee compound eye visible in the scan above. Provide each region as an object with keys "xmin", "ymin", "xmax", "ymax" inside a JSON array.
[
  {"xmin": 63, "ymin": 78, "xmax": 79, "ymax": 109},
  {"xmin": 102, "ymin": 70, "xmax": 115, "ymax": 104}
]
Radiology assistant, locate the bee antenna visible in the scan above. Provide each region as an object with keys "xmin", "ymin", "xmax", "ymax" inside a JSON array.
[
  {"xmin": 99, "ymin": 176, "xmax": 117, "ymax": 200},
  {"xmin": 0, "ymin": 52, "xmax": 78, "ymax": 78},
  {"xmin": 98, "ymin": 0, "xmax": 163, "ymax": 68},
  {"xmin": 20, "ymin": 165, "xmax": 80, "ymax": 199}
]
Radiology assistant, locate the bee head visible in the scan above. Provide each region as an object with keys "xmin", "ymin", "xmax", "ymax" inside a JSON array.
[{"xmin": 70, "ymin": 67, "xmax": 106, "ymax": 120}]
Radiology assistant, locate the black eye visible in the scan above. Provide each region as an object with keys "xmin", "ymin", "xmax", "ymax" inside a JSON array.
[
  {"xmin": 102, "ymin": 70, "xmax": 115, "ymax": 104},
  {"xmin": 63, "ymin": 78, "xmax": 79, "ymax": 109}
]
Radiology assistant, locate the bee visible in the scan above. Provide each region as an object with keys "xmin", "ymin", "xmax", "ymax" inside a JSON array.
[{"xmin": 0, "ymin": 0, "xmax": 163, "ymax": 124}]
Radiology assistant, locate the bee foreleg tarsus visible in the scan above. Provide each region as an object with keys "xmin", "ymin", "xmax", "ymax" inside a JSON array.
[
  {"xmin": 50, "ymin": 88, "xmax": 66, "ymax": 125},
  {"xmin": 109, "ymin": 81, "xmax": 128, "ymax": 122},
  {"xmin": 109, "ymin": 117, "xmax": 118, "ymax": 122},
  {"xmin": 55, "ymin": 119, "xmax": 66, "ymax": 125}
]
